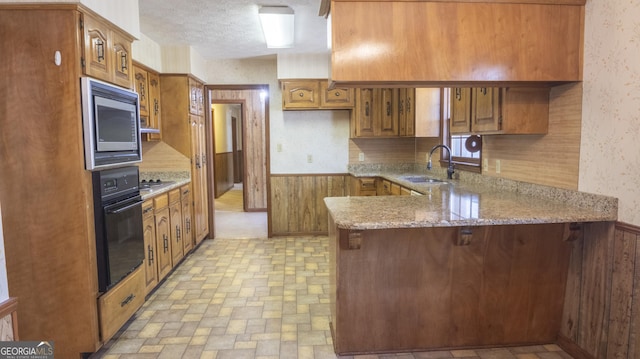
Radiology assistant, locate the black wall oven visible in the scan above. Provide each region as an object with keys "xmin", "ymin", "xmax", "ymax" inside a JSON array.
[{"xmin": 92, "ymin": 166, "xmax": 145, "ymax": 292}]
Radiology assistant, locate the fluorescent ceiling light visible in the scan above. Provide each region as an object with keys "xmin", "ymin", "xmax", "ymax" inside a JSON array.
[{"xmin": 259, "ymin": 6, "xmax": 294, "ymax": 48}]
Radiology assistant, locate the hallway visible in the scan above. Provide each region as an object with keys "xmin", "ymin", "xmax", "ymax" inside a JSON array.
[{"xmin": 93, "ymin": 189, "xmax": 574, "ymax": 358}]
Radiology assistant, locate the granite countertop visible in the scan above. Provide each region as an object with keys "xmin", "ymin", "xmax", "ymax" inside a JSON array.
[
  {"xmin": 324, "ymin": 165, "xmax": 618, "ymax": 230},
  {"xmin": 139, "ymin": 171, "xmax": 191, "ymax": 200}
]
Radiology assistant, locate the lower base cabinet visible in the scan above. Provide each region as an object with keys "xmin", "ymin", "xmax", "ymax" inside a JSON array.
[
  {"xmin": 142, "ymin": 184, "xmax": 195, "ymax": 297},
  {"xmin": 98, "ymin": 266, "xmax": 145, "ymax": 342}
]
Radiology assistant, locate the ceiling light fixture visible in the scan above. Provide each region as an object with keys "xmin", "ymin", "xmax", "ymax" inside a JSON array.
[{"xmin": 259, "ymin": 6, "xmax": 294, "ymax": 48}]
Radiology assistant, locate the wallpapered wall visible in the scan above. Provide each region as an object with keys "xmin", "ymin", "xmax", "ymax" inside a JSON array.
[{"xmin": 579, "ymin": 0, "xmax": 640, "ymax": 225}]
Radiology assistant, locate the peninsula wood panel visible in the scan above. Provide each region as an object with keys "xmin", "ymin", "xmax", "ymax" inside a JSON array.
[
  {"xmin": 210, "ymin": 89, "xmax": 268, "ymax": 211},
  {"xmin": 329, "ymin": 223, "xmax": 572, "ymax": 354},
  {"xmin": 271, "ymin": 175, "xmax": 348, "ymax": 236},
  {"xmin": 482, "ymin": 83, "xmax": 582, "ymax": 190},
  {"xmin": 214, "ymin": 152, "xmax": 234, "ymax": 198},
  {"xmin": 330, "ymin": 1, "xmax": 583, "ymax": 86},
  {"xmin": 0, "ymin": 8, "xmax": 101, "ymax": 357},
  {"xmin": 560, "ymin": 221, "xmax": 640, "ymax": 359}
]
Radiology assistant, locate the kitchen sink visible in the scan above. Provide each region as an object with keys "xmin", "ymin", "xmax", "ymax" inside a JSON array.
[{"xmin": 400, "ymin": 176, "xmax": 446, "ymax": 183}]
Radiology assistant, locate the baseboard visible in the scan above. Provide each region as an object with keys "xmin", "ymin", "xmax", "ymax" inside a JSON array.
[{"xmin": 557, "ymin": 334, "xmax": 595, "ymax": 359}]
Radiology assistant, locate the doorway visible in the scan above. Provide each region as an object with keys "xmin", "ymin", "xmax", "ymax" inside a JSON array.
[{"xmin": 205, "ymin": 85, "xmax": 270, "ymax": 239}]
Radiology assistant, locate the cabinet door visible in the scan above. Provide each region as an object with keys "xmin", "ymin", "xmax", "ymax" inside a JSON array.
[
  {"xmin": 191, "ymin": 115, "xmax": 209, "ymax": 244},
  {"xmin": 154, "ymin": 207, "xmax": 172, "ymax": 281},
  {"xmin": 282, "ymin": 80, "xmax": 320, "ymax": 109},
  {"xmin": 450, "ymin": 87, "xmax": 472, "ymax": 134},
  {"xmin": 142, "ymin": 202, "xmax": 158, "ymax": 295},
  {"xmin": 147, "ymin": 71, "xmax": 162, "ymax": 140},
  {"xmin": 111, "ymin": 31, "xmax": 132, "ymax": 88},
  {"xmin": 472, "ymin": 87, "xmax": 501, "ymax": 132},
  {"xmin": 82, "ymin": 14, "xmax": 111, "ymax": 82},
  {"xmin": 188, "ymin": 78, "xmax": 200, "ymax": 115},
  {"xmin": 133, "ymin": 65, "xmax": 149, "ymax": 118},
  {"xmin": 169, "ymin": 197, "xmax": 183, "ymax": 266},
  {"xmin": 354, "ymin": 88, "xmax": 375, "ymax": 137},
  {"xmin": 320, "ymin": 81, "xmax": 354, "ymax": 109},
  {"xmin": 377, "ymin": 88, "xmax": 399, "ymax": 136},
  {"xmin": 399, "ymin": 88, "xmax": 415, "ymax": 137},
  {"xmin": 181, "ymin": 186, "xmax": 193, "ymax": 254}
]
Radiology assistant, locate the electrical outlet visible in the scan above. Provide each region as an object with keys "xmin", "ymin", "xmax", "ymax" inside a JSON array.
[
  {"xmin": 483, "ymin": 158, "xmax": 489, "ymax": 172},
  {"xmin": 276, "ymin": 143, "xmax": 282, "ymax": 152},
  {"xmin": 307, "ymin": 154, "xmax": 313, "ymax": 163},
  {"xmin": 496, "ymin": 159, "xmax": 501, "ymax": 174},
  {"xmin": 358, "ymin": 152, "xmax": 365, "ymax": 162}
]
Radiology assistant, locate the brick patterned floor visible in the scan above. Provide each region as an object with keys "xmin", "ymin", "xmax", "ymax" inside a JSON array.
[{"xmin": 92, "ymin": 236, "xmax": 574, "ymax": 359}]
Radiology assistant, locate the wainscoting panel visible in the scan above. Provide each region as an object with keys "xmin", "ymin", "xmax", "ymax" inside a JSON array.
[
  {"xmin": 270, "ymin": 174, "xmax": 348, "ymax": 236},
  {"xmin": 214, "ymin": 152, "xmax": 234, "ymax": 198},
  {"xmin": 560, "ymin": 221, "xmax": 640, "ymax": 359}
]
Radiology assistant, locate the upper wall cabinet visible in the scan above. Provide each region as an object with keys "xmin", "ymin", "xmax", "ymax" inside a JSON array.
[
  {"xmin": 281, "ymin": 79, "xmax": 354, "ymax": 110},
  {"xmin": 133, "ymin": 63, "xmax": 162, "ymax": 140},
  {"xmin": 329, "ymin": 0, "xmax": 584, "ymax": 86},
  {"xmin": 449, "ymin": 87, "xmax": 550, "ymax": 135},
  {"xmin": 81, "ymin": 13, "xmax": 133, "ymax": 89}
]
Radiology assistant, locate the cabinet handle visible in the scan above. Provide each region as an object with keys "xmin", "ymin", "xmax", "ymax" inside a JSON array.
[
  {"xmin": 96, "ymin": 38, "xmax": 105, "ymax": 62},
  {"xmin": 386, "ymin": 101, "xmax": 391, "ymax": 116},
  {"xmin": 120, "ymin": 52, "xmax": 128, "ymax": 71},
  {"xmin": 176, "ymin": 225, "xmax": 181, "ymax": 241},
  {"xmin": 148, "ymin": 244, "xmax": 154, "ymax": 264},
  {"xmin": 140, "ymin": 83, "xmax": 146, "ymax": 101},
  {"xmin": 195, "ymin": 154, "xmax": 200, "ymax": 169},
  {"xmin": 143, "ymin": 206, "xmax": 154, "ymax": 214},
  {"xmin": 202, "ymin": 154, "xmax": 206, "ymax": 164},
  {"xmin": 455, "ymin": 88, "xmax": 462, "ymax": 101},
  {"xmin": 406, "ymin": 97, "xmax": 411, "ymax": 113},
  {"xmin": 186, "ymin": 218, "xmax": 191, "ymax": 233},
  {"xmin": 399, "ymin": 99, "xmax": 404, "ymax": 115},
  {"xmin": 154, "ymin": 99, "xmax": 159, "ymax": 115},
  {"xmin": 120, "ymin": 294, "xmax": 135, "ymax": 307},
  {"xmin": 163, "ymin": 234, "xmax": 169, "ymax": 252},
  {"xmin": 480, "ymin": 88, "xmax": 487, "ymax": 95},
  {"xmin": 365, "ymin": 101, "xmax": 370, "ymax": 117}
]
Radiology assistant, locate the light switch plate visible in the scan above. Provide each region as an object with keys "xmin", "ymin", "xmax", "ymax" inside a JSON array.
[
  {"xmin": 496, "ymin": 159, "xmax": 501, "ymax": 173},
  {"xmin": 483, "ymin": 158, "xmax": 489, "ymax": 172},
  {"xmin": 359, "ymin": 152, "xmax": 365, "ymax": 162},
  {"xmin": 307, "ymin": 154, "xmax": 313, "ymax": 163},
  {"xmin": 276, "ymin": 143, "xmax": 282, "ymax": 152}
]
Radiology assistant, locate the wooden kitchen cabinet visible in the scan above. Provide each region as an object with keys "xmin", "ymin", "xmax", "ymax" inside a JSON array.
[
  {"xmin": 81, "ymin": 12, "xmax": 133, "ymax": 88},
  {"xmin": 352, "ymin": 88, "xmax": 399, "ymax": 137},
  {"xmin": 168, "ymin": 189, "xmax": 184, "ymax": 266},
  {"xmin": 329, "ymin": 1, "xmax": 584, "ymax": 86},
  {"xmin": 133, "ymin": 63, "xmax": 162, "ymax": 140},
  {"xmin": 154, "ymin": 194, "xmax": 172, "ymax": 281},
  {"xmin": 398, "ymin": 88, "xmax": 415, "ymax": 137},
  {"xmin": 161, "ymin": 75, "xmax": 209, "ymax": 245},
  {"xmin": 181, "ymin": 185, "xmax": 194, "ymax": 254},
  {"xmin": 450, "ymin": 87, "xmax": 550, "ymax": 135},
  {"xmin": 141, "ymin": 199, "xmax": 158, "ymax": 295},
  {"xmin": 281, "ymin": 79, "xmax": 355, "ymax": 110},
  {"xmin": 350, "ymin": 177, "xmax": 377, "ymax": 196}
]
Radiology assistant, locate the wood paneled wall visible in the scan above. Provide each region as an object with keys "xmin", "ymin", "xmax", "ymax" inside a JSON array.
[
  {"xmin": 270, "ymin": 175, "xmax": 349, "ymax": 236},
  {"xmin": 349, "ymin": 137, "xmax": 418, "ymax": 164},
  {"xmin": 209, "ymin": 88, "xmax": 268, "ymax": 210},
  {"xmin": 560, "ymin": 221, "xmax": 640, "ymax": 359},
  {"xmin": 214, "ymin": 152, "xmax": 234, "ymax": 198},
  {"xmin": 483, "ymin": 82, "xmax": 582, "ymax": 190}
]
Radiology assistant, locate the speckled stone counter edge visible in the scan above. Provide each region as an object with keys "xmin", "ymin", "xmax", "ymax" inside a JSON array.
[{"xmin": 348, "ymin": 163, "xmax": 618, "ymax": 219}]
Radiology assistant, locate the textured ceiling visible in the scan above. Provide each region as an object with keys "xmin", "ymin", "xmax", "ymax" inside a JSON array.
[{"xmin": 138, "ymin": 0, "xmax": 329, "ymax": 60}]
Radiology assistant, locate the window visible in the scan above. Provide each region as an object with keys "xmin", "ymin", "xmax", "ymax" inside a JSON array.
[{"xmin": 441, "ymin": 88, "xmax": 482, "ymax": 173}]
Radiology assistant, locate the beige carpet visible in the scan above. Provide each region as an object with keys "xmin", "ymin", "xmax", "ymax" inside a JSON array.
[{"xmin": 214, "ymin": 183, "xmax": 267, "ymax": 239}]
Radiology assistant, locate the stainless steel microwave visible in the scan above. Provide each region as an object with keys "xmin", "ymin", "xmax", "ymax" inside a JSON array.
[{"xmin": 81, "ymin": 77, "xmax": 142, "ymax": 170}]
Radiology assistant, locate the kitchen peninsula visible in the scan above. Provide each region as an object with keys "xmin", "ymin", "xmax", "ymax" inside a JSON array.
[{"xmin": 324, "ymin": 170, "xmax": 617, "ymax": 355}]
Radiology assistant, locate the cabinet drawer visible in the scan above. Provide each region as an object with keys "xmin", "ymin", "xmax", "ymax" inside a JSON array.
[
  {"xmin": 281, "ymin": 80, "xmax": 320, "ymax": 109},
  {"xmin": 359, "ymin": 178, "xmax": 376, "ymax": 190},
  {"xmin": 98, "ymin": 266, "xmax": 145, "ymax": 342},
  {"xmin": 153, "ymin": 193, "xmax": 168, "ymax": 209},
  {"xmin": 320, "ymin": 81, "xmax": 354, "ymax": 108},
  {"xmin": 168, "ymin": 188, "xmax": 181, "ymax": 204},
  {"xmin": 180, "ymin": 185, "xmax": 191, "ymax": 199},
  {"xmin": 142, "ymin": 199, "xmax": 154, "ymax": 218}
]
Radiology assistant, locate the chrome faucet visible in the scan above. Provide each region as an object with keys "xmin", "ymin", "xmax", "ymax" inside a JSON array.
[{"xmin": 427, "ymin": 144, "xmax": 455, "ymax": 179}]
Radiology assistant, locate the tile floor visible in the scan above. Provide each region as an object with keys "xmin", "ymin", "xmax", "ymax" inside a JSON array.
[{"xmin": 91, "ymin": 187, "xmax": 575, "ymax": 359}]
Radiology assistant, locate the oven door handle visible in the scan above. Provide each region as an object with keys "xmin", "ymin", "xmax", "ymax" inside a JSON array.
[{"xmin": 107, "ymin": 199, "xmax": 143, "ymax": 214}]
